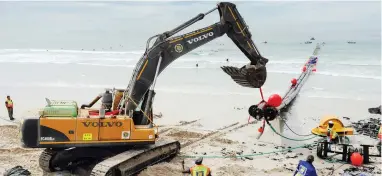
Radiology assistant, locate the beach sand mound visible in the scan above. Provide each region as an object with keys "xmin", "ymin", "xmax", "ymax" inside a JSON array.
[
  {"xmin": 167, "ymin": 130, "xmax": 204, "ymax": 138},
  {"xmin": 0, "ymin": 125, "xmax": 43, "ymax": 175},
  {"xmin": 138, "ymin": 162, "xmax": 181, "ymax": 176}
]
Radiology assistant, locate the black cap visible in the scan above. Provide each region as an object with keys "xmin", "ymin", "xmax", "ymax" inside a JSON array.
[
  {"xmin": 195, "ymin": 157, "xmax": 203, "ymax": 165},
  {"xmin": 307, "ymin": 155, "xmax": 314, "ymax": 163}
]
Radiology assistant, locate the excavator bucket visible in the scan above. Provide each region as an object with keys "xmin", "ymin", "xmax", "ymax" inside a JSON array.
[{"xmin": 221, "ymin": 65, "xmax": 267, "ymax": 88}]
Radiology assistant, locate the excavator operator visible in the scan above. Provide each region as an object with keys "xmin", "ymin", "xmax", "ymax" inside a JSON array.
[{"xmin": 182, "ymin": 157, "xmax": 212, "ymax": 176}]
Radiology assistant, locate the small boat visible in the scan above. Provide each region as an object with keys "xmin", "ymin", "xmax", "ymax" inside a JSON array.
[
  {"xmin": 263, "ymin": 41, "xmax": 267, "ymax": 44},
  {"xmin": 348, "ymin": 41, "xmax": 356, "ymax": 44},
  {"xmin": 310, "ymin": 37, "xmax": 315, "ymax": 40},
  {"xmin": 305, "ymin": 41, "xmax": 312, "ymax": 44},
  {"xmin": 311, "ymin": 115, "xmax": 354, "ymax": 137}
]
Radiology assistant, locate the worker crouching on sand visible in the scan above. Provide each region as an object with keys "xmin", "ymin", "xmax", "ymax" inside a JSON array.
[
  {"xmin": 293, "ymin": 155, "xmax": 317, "ymax": 176},
  {"xmin": 182, "ymin": 157, "xmax": 212, "ymax": 176},
  {"xmin": 5, "ymin": 96, "xmax": 14, "ymax": 121}
]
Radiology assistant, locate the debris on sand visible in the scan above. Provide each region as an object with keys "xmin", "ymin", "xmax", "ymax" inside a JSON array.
[
  {"xmin": 351, "ymin": 117, "xmax": 381, "ymax": 139},
  {"xmin": 178, "ymin": 119, "xmax": 199, "ymax": 126},
  {"xmin": 342, "ymin": 165, "xmax": 381, "ymax": 176},
  {"xmin": 154, "ymin": 112, "xmax": 163, "ymax": 118},
  {"xmin": 212, "ymin": 138, "xmax": 238, "ymax": 144},
  {"xmin": 3, "ymin": 165, "xmax": 31, "ymax": 176}
]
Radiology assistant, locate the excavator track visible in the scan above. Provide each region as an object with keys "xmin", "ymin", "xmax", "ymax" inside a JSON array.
[
  {"xmin": 39, "ymin": 149, "xmax": 57, "ymax": 172},
  {"xmin": 90, "ymin": 139, "xmax": 180, "ymax": 176}
]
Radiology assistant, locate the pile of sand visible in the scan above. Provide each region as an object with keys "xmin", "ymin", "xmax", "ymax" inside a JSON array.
[{"xmin": 0, "ymin": 125, "xmax": 43, "ymax": 175}]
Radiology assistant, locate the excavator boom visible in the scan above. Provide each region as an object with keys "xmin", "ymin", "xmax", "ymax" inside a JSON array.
[{"xmin": 123, "ymin": 2, "xmax": 269, "ymax": 117}]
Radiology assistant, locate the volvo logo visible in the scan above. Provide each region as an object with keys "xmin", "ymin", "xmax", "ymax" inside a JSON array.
[
  {"xmin": 82, "ymin": 121, "xmax": 123, "ymax": 127},
  {"xmin": 187, "ymin": 32, "xmax": 214, "ymax": 44}
]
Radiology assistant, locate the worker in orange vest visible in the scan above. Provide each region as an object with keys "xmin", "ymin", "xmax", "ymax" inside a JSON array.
[
  {"xmin": 5, "ymin": 96, "xmax": 14, "ymax": 121},
  {"xmin": 377, "ymin": 125, "xmax": 381, "ymax": 155},
  {"xmin": 182, "ymin": 157, "xmax": 212, "ymax": 176}
]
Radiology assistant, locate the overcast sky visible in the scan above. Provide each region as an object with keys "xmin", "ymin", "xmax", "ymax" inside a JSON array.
[{"xmin": 0, "ymin": 1, "xmax": 380, "ymax": 49}]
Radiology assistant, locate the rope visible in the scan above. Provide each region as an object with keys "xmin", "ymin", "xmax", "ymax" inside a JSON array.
[
  {"xmin": 282, "ymin": 120, "xmax": 314, "ymax": 137},
  {"xmin": 180, "ymin": 142, "xmax": 317, "ymax": 158},
  {"xmin": 265, "ymin": 119, "xmax": 319, "ymax": 141},
  {"xmin": 123, "ymin": 93, "xmax": 158, "ymax": 132},
  {"xmin": 259, "ymin": 87, "xmax": 265, "ymax": 101}
]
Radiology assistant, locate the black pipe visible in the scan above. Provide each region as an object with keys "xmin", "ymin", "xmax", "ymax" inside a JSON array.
[
  {"xmin": 80, "ymin": 96, "xmax": 102, "ymax": 109},
  {"xmin": 165, "ymin": 7, "xmax": 217, "ymax": 37}
]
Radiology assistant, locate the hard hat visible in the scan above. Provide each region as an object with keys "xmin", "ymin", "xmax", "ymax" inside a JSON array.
[
  {"xmin": 328, "ymin": 121, "xmax": 334, "ymax": 124},
  {"xmin": 195, "ymin": 157, "xmax": 203, "ymax": 165}
]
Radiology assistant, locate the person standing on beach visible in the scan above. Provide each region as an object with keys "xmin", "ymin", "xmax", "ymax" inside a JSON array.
[
  {"xmin": 5, "ymin": 96, "xmax": 14, "ymax": 121},
  {"xmin": 293, "ymin": 155, "xmax": 317, "ymax": 176}
]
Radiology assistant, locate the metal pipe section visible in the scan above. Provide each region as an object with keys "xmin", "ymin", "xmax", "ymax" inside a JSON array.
[{"xmin": 142, "ymin": 56, "xmax": 163, "ymax": 125}]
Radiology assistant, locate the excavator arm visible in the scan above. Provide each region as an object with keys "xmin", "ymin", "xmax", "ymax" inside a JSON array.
[{"xmin": 122, "ymin": 2, "xmax": 269, "ymax": 123}]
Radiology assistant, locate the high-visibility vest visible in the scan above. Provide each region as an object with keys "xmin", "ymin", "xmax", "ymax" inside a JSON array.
[
  {"xmin": 378, "ymin": 125, "xmax": 382, "ymax": 140},
  {"xmin": 327, "ymin": 128, "xmax": 337, "ymax": 140},
  {"xmin": 190, "ymin": 164, "xmax": 210, "ymax": 176},
  {"xmin": 6, "ymin": 99, "xmax": 13, "ymax": 108}
]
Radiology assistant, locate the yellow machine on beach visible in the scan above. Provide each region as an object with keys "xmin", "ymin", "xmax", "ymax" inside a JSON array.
[
  {"xmin": 20, "ymin": 2, "xmax": 271, "ymax": 175},
  {"xmin": 311, "ymin": 115, "xmax": 354, "ymax": 137}
]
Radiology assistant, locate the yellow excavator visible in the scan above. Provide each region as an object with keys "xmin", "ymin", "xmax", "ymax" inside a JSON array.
[{"xmin": 20, "ymin": 2, "xmax": 269, "ymax": 175}]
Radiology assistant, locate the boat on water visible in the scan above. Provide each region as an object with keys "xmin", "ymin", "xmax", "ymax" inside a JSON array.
[
  {"xmin": 305, "ymin": 41, "xmax": 312, "ymax": 44},
  {"xmin": 347, "ymin": 41, "xmax": 356, "ymax": 44},
  {"xmin": 310, "ymin": 37, "xmax": 315, "ymax": 40}
]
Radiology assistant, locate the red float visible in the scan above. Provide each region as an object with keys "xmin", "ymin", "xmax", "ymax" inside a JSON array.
[
  {"xmin": 312, "ymin": 68, "xmax": 317, "ymax": 72},
  {"xmin": 350, "ymin": 152, "xmax": 363, "ymax": 166},
  {"xmin": 267, "ymin": 94, "xmax": 282, "ymax": 107},
  {"xmin": 291, "ymin": 78, "xmax": 297, "ymax": 86},
  {"xmin": 302, "ymin": 66, "xmax": 307, "ymax": 72},
  {"xmin": 258, "ymin": 127, "xmax": 264, "ymax": 133}
]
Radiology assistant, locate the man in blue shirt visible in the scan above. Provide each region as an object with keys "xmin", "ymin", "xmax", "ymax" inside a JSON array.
[{"xmin": 293, "ymin": 155, "xmax": 317, "ymax": 176}]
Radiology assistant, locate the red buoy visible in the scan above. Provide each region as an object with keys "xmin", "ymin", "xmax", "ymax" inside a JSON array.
[
  {"xmin": 312, "ymin": 68, "xmax": 317, "ymax": 72},
  {"xmin": 291, "ymin": 78, "xmax": 297, "ymax": 86},
  {"xmin": 302, "ymin": 66, "xmax": 307, "ymax": 72},
  {"xmin": 350, "ymin": 152, "xmax": 363, "ymax": 166},
  {"xmin": 267, "ymin": 94, "xmax": 282, "ymax": 107},
  {"xmin": 258, "ymin": 127, "xmax": 264, "ymax": 133}
]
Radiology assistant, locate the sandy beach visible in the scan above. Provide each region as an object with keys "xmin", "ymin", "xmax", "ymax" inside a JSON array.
[{"xmin": 0, "ymin": 110, "xmax": 380, "ymax": 176}]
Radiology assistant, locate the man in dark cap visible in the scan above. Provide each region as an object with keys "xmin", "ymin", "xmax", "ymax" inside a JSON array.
[
  {"xmin": 293, "ymin": 155, "xmax": 317, "ymax": 176},
  {"xmin": 182, "ymin": 157, "xmax": 212, "ymax": 176}
]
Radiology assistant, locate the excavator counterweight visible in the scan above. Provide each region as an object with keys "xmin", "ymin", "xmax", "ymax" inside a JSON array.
[{"xmin": 20, "ymin": 2, "xmax": 270, "ymax": 176}]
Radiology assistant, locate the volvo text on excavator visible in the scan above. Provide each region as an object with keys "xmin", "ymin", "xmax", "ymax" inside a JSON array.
[{"xmin": 20, "ymin": 2, "xmax": 270, "ymax": 176}]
